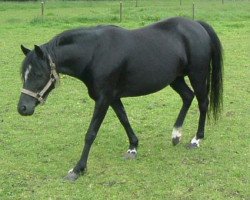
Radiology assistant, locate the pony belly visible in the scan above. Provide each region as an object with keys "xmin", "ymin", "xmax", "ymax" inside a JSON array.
[{"xmin": 120, "ymin": 76, "xmax": 173, "ymax": 97}]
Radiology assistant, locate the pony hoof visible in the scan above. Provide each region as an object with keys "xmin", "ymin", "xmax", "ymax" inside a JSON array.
[
  {"xmin": 187, "ymin": 142, "xmax": 199, "ymax": 149},
  {"xmin": 64, "ymin": 168, "xmax": 80, "ymax": 181},
  {"xmin": 188, "ymin": 137, "xmax": 201, "ymax": 149},
  {"xmin": 172, "ymin": 136, "xmax": 181, "ymax": 146},
  {"xmin": 124, "ymin": 149, "xmax": 137, "ymax": 159}
]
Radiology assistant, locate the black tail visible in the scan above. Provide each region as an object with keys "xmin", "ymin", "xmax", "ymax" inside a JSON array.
[{"xmin": 198, "ymin": 21, "xmax": 224, "ymax": 120}]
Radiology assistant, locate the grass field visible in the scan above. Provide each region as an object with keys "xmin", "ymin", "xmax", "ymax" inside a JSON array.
[{"xmin": 0, "ymin": 0, "xmax": 249, "ymax": 199}]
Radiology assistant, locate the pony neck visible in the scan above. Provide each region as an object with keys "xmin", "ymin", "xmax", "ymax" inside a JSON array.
[{"xmin": 52, "ymin": 44, "xmax": 94, "ymax": 81}]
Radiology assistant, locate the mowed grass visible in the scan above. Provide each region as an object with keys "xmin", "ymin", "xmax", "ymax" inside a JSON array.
[{"xmin": 0, "ymin": 0, "xmax": 249, "ymax": 199}]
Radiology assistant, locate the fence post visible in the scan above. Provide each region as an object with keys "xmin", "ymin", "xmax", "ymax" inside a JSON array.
[
  {"xmin": 192, "ymin": 2, "xmax": 195, "ymax": 20},
  {"xmin": 136, "ymin": 0, "xmax": 138, "ymax": 7},
  {"xmin": 41, "ymin": 1, "xmax": 44, "ymax": 16},
  {"xmin": 120, "ymin": 2, "xmax": 123, "ymax": 22},
  {"xmin": 180, "ymin": 0, "xmax": 182, "ymax": 6}
]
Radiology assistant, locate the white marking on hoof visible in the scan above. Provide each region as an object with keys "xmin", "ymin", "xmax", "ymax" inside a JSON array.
[
  {"xmin": 127, "ymin": 148, "xmax": 137, "ymax": 154},
  {"xmin": 68, "ymin": 168, "xmax": 74, "ymax": 174},
  {"xmin": 191, "ymin": 136, "xmax": 201, "ymax": 147},
  {"xmin": 24, "ymin": 65, "xmax": 32, "ymax": 82},
  {"xmin": 172, "ymin": 127, "xmax": 182, "ymax": 139},
  {"xmin": 125, "ymin": 148, "xmax": 137, "ymax": 159}
]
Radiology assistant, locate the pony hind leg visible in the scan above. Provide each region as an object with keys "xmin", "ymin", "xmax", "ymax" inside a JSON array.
[
  {"xmin": 188, "ymin": 73, "xmax": 209, "ymax": 148},
  {"xmin": 111, "ymin": 99, "xmax": 139, "ymax": 159},
  {"xmin": 170, "ymin": 77, "xmax": 194, "ymax": 145}
]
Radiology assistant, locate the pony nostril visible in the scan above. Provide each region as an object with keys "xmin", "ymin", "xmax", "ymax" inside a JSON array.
[
  {"xmin": 18, "ymin": 104, "xmax": 28, "ymax": 115},
  {"xmin": 20, "ymin": 105, "xmax": 27, "ymax": 112},
  {"xmin": 18, "ymin": 104, "xmax": 34, "ymax": 116}
]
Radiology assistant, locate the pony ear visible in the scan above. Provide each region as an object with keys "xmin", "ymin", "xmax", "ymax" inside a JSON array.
[
  {"xmin": 21, "ymin": 45, "xmax": 31, "ymax": 56},
  {"xmin": 34, "ymin": 45, "xmax": 44, "ymax": 58}
]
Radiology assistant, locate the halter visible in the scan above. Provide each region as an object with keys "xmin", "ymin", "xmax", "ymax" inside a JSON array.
[{"xmin": 21, "ymin": 55, "xmax": 60, "ymax": 105}]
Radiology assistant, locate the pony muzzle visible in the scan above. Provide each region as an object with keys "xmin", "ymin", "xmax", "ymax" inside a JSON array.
[{"xmin": 17, "ymin": 97, "xmax": 36, "ymax": 116}]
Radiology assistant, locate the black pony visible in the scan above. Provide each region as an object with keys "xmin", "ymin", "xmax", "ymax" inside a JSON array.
[{"xmin": 18, "ymin": 17, "xmax": 223, "ymax": 181}]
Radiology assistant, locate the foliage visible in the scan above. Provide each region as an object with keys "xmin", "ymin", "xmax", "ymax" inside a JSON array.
[{"xmin": 0, "ymin": 0, "xmax": 249, "ymax": 199}]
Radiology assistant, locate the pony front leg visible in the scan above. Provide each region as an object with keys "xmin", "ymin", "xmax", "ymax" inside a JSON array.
[{"xmin": 65, "ymin": 97, "xmax": 109, "ymax": 181}]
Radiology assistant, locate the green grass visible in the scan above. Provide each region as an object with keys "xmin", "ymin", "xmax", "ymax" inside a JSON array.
[{"xmin": 0, "ymin": 0, "xmax": 249, "ymax": 199}]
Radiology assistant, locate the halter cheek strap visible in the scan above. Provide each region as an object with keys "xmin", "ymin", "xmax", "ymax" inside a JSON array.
[
  {"xmin": 49, "ymin": 55, "xmax": 60, "ymax": 88},
  {"xmin": 21, "ymin": 55, "xmax": 60, "ymax": 105}
]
